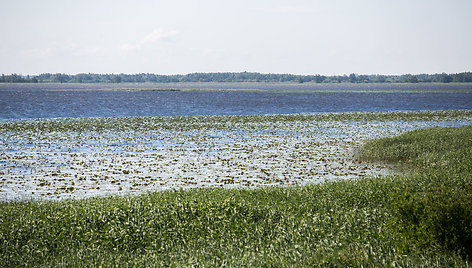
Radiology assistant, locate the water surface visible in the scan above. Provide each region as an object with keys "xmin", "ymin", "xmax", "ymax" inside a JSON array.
[{"xmin": 1, "ymin": 83, "xmax": 472, "ymax": 119}]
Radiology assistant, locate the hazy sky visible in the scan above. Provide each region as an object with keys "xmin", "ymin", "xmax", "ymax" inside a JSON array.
[{"xmin": 1, "ymin": 0, "xmax": 471, "ymax": 75}]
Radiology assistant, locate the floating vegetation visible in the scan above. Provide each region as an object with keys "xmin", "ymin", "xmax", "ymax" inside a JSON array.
[{"xmin": 1, "ymin": 110, "xmax": 471, "ymax": 201}]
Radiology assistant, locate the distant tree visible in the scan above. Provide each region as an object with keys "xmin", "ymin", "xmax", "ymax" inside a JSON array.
[
  {"xmin": 349, "ymin": 73, "xmax": 357, "ymax": 83},
  {"xmin": 461, "ymin": 72, "xmax": 472, "ymax": 82},
  {"xmin": 314, "ymin": 75, "xmax": 325, "ymax": 83},
  {"xmin": 53, "ymin": 73, "xmax": 67, "ymax": 83},
  {"xmin": 358, "ymin": 75, "xmax": 369, "ymax": 83},
  {"xmin": 408, "ymin": 75, "xmax": 419, "ymax": 83},
  {"xmin": 440, "ymin": 73, "xmax": 453, "ymax": 83},
  {"xmin": 376, "ymin": 75, "xmax": 386, "ymax": 83},
  {"xmin": 112, "ymin": 75, "xmax": 122, "ymax": 83},
  {"xmin": 3, "ymin": 71, "xmax": 472, "ymax": 84},
  {"xmin": 452, "ymin": 72, "xmax": 472, "ymax": 83}
]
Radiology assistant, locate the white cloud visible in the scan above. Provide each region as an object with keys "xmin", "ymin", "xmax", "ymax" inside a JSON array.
[
  {"xmin": 120, "ymin": 28, "xmax": 179, "ymax": 52},
  {"xmin": 143, "ymin": 28, "xmax": 179, "ymax": 43}
]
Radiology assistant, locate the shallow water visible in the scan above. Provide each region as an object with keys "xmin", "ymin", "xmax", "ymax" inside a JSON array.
[{"xmin": 2, "ymin": 112, "xmax": 471, "ymax": 201}]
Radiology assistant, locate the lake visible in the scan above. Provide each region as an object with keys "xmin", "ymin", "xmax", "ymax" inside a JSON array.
[
  {"xmin": 1, "ymin": 83, "xmax": 472, "ymax": 119},
  {"xmin": 2, "ymin": 83, "xmax": 472, "ymax": 200}
]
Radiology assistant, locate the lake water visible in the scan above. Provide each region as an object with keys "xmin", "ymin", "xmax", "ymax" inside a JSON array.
[
  {"xmin": 1, "ymin": 83, "xmax": 472, "ymax": 119},
  {"xmin": 2, "ymin": 83, "xmax": 472, "ymax": 200}
]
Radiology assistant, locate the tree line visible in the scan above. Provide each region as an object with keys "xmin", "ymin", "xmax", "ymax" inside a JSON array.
[{"xmin": 1, "ymin": 72, "xmax": 472, "ymax": 84}]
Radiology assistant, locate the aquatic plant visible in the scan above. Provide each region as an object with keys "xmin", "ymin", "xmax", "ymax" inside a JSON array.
[
  {"xmin": 1, "ymin": 110, "xmax": 472, "ymax": 201},
  {"xmin": 1, "ymin": 112, "xmax": 472, "ymax": 265}
]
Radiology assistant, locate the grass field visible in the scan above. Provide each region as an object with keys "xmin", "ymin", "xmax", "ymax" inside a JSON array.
[{"xmin": 1, "ymin": 113, "xmax": 472, "ymax": 266}]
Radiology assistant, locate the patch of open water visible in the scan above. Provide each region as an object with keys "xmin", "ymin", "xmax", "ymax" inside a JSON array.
[{"xmin": 1, "ymin": 84, "xmax": 472, "ymax": 119}]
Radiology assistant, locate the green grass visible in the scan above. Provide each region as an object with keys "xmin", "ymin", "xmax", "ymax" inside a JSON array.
[
  {"xmin": 359, "ymin": 126, "xmax": 472, "ymax": 260},
  {"xmin": 359, "ymin": 125, "xmax": 472, "ymax": 173},
  {"xmin": 1, "ymin": 125, "xmax": 472, "ymax": 266}
]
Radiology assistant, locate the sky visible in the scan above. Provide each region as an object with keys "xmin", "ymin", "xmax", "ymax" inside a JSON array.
[{"xmin": 1, "ymin": 0, "xmax": 471, "ymax": 75}]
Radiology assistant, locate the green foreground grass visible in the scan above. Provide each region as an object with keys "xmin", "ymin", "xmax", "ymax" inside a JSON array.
[{"xmin": 1, "ymin": 126, "xmax": 471, "ymax": 266}]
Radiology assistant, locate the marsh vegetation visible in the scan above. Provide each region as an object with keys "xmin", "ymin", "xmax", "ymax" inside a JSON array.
[
  {"xmin": 1, "ymin": 110, "xmax": 472, "ymax": 266},
  {"xmin": 2, "ymin": 111, "xmax": 471, "ymax": 201}
]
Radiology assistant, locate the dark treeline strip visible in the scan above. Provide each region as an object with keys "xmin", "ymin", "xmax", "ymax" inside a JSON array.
[{"xmin": 1, "ymin": 72, "xmax": 472, "ymax": 84}]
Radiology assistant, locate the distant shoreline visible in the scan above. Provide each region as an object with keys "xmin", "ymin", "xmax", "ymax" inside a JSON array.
[
  {"xmin": 1, "ymin": 71, "xmax": 472, "ymax": 84},
  {"xmin": 1, "ymin": 81, "xmax": 472, "ymax": 94}
]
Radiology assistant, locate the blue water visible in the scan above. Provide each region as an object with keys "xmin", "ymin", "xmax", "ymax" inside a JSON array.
[{"xmin": 1, "ymin": 84, "xmax": 472, "ymax": 119}]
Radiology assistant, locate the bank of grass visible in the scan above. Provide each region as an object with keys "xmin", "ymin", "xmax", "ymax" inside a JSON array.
[
  {"xmin": 1, "ymin": 126, "xmax": 471, "ymax": 266},
  {"xmin": 359, "ymin": 125, "xmax": 472, "ymax": 260}
]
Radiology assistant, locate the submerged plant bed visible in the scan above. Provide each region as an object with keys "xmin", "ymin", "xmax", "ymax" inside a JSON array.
[
  {"xmin": 1, "ymin": 111, "xmax": 472, "ymax": 266},
  {"xmin": 1, "ymin": 110, "xmax": 471, "ymax": 201}
]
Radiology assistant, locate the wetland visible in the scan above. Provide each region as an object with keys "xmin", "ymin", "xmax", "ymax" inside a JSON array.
[
  {"xmin": 1, "ymin": 83, "xmax": 472, "ymax": 200},
  {"xmin": 2, "ymin": 110, "xmax": 472, "ymax": 201},
  {"xmin": 1, "ymin": 83, "xmax": 472, "ymax": 265}
]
